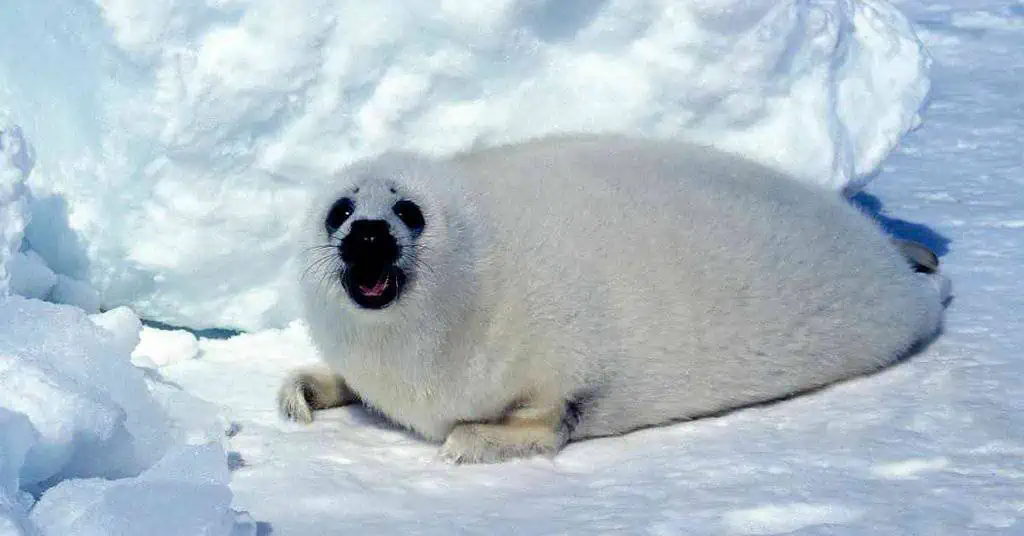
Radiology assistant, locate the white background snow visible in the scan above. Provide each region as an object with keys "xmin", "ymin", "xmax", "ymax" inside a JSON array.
[
  {"xmin": 1, "ymin": 0, "xmax": 1021, "ymax": 534},
  {"xmin": 3, "ymin": 0, "xmax": 930, "ymax": 332}
]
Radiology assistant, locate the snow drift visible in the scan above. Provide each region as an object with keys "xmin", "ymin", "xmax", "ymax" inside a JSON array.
[
  {"xmin": 0, "ymin": 298, "xmax": 256, "ymax": 536},
  {"xmin": 1, "ymin": 126, "xmax": 253, "ymax": 536},
  {"xmin": 0, "ymin": 124, "xmax": 31, "ymax": 298},
  {"xmin": 0, "ymin": 0, "xmax": 930, "ymax": 331}
]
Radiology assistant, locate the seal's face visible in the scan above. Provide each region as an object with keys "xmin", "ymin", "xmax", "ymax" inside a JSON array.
[
  {"xmin": 320, "ymin": 183, "xmax": 427, "ymax": 311},
  {"xmin": 302, "ymin": 153, "xmax": 472, "ymax": 318}
]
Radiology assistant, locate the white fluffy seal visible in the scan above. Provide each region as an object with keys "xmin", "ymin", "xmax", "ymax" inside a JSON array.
[{"xmin": 278, "ymin": 134, "xmax": 950, "ymax": 464}]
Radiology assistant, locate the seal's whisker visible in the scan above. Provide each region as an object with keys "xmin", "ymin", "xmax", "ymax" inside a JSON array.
[{"xmin": 303, "ymin": 254, "xmax": 339, "ymax": 281}]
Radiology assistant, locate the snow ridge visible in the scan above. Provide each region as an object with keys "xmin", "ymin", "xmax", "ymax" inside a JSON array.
[{"xmin": 2, "ymin": 0, "xmax": 930, "ymax": 331}]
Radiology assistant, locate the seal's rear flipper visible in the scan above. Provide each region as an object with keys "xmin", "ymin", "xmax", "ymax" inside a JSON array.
[
  {"xmin": 892, "ymin": 238, "xmax": 939, "ymax": 274},
  {"xmin": 892, "ymin": 238, "xmax": 953, "ymax": 307}
]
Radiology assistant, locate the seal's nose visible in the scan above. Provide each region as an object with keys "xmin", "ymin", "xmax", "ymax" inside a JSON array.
[{"xmin": 340, "ymin": 219, "xmax": 399, "ymax": 265}]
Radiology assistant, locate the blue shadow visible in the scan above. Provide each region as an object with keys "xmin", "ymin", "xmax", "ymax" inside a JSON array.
[{"xmin": 849, "ymin": 191, "xmax": 951, "ymax": 257}]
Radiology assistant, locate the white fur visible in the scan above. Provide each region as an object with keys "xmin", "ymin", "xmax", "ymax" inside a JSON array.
[{"xmin": 286, "ymin": 134, "xmax": 949, "ymax": 458}]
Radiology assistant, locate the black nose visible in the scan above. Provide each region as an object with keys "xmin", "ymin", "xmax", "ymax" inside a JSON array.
[{"xmin": 340, "ymin": 219, "xmax": 399, "ymax": 265}]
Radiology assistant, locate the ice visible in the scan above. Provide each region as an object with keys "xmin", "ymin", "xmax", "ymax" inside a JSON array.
[
  {"xmin": 6, "ymin": 250, "xmax": 56, "ymax": 301},
  {"xmin": 2, "ymin": 121, "xmax": 250, "ymax": 533},
  {"xmin": 0, "ymin": 121, "xmax": 101, "ymax": 315},
  {"xmin": 29, "ymin": 444, "xmax": 254, "ymax": 536},
  {"xmin": 48, "ymin": 275, "xmax": 102, "ymax": 313},
  {"xmin": 0, "ymin": 124, "xmax": 32, "ymax": 299},
  {"xmin": 0, "ymin": 409, "xmax": 35, "ymax": 536},
  {"xmin": 0, "ymin": 299, "xmax": 168, "ymax": 489},
  {"xmin": 722, "ymin": 503, "xmax": 864, "ymax": 535},
  {"xmin": 131, "ymin": 326, "xmax": 201, "ymax": 369},
  {"xmin": 0, "ymin": 297, "xmax": 255, "ymax": 535},
  {"xmin": 1, "ymin": 0, "xmax": 930, "ymax": 331}
]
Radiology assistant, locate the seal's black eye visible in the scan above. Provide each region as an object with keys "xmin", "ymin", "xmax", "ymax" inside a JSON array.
[
  {"xmin": 393, "ymin": 200, "xmax": 425, "ymax": 235},
  {"xmin": 325, "ymin": 197, "xmax": 355, "ymax": 234}
]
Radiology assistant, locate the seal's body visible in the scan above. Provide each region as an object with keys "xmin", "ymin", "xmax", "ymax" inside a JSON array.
[{"xmin": 278, "ymin": 134, "xmax": 949, "ymax": 463}]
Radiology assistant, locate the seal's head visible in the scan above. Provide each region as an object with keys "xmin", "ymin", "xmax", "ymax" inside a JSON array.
[{"xmin": 300, "ymin": 153, "xmax": 477, "ymax": 316}]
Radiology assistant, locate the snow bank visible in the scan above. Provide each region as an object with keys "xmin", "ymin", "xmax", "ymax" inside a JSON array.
[
  {"xmin": 0, "ymin": 0, "xmax": 931, "ymax": 331},
  {"xmin": 29, "ymin": 443, "xmax": 246, "ymax": 536},
  {"xmin": 0, "ymin": 122, "xmax": 103, "ymax": 313},
  {"xmin": 132, "ymin": 326, "xmax": 201, "ymax": 369},
  {"xmin": 0, "ymin": 159, "xmax": 254, "ymax": 535},
  {"xmin": 0, "ymin": 123, "xmax": 32, "ymax": 298},
  {"xmin": 0, "ymin": 297, "xmax": 256, "ymax": 535},
  {"xmin": 3, "ymin": 123, "xmax": 251, "ymax": 535}
]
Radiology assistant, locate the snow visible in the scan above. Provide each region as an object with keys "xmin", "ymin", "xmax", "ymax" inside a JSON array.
[
  {"xmin": 131, "ymin": 327, "xmax": 200, "ymax": 369},
  {"xmin": 1, "ymin": 123, "xmax": 255, "ymax": 532},
  {"xmin": 162, "ymin": 1, "xmax": 1020, "ymax": 533},
  {"xmin": 0, "ymin": 297, "xmax": 256, "ymax": 535},
  {"xmin": 0, "ymin": 123, "xmax": 32, "ymax": 298},
  {"xmin": 28, "ymin": 443, "xmax": 244, "ymax": 536},
  {"xmin": 6, "ymin": 250, "xmax": 56, "ymax": 301},
  {"xmin": 2, "ymin": 0, "xmax": 1023, "ymax": 534},
  {"xmin": 0, "ymin": 0, "xmax": 930, "ymax": 331}
]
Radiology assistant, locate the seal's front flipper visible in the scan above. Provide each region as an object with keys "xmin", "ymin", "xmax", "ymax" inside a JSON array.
[
  {"xmin": 892, "ymin": 238, "xmax": 939, "ymax": 274},
  {"xmin": 277, "ymin": 365, "xmax": 360, "ymax": 423},
  {"xmin": 439, "ymin": 400, "xmax": 576, "ymax": 464}
]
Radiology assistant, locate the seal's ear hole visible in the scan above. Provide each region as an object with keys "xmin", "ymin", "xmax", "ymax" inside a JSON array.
[
  {"xmin": 393, "ymin": 200, "xmax": 425, "ymax": 235},
  {"xmin": 325, "ymin": 197, "xmax": 355, "ymax": 235}
]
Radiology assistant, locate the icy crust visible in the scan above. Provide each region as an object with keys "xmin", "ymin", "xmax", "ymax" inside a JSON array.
[
  {"xmin": 0, "ymin": 298, "xmax": 256, "ymax": 535},
  {"xmin": 0, "ymin": 124, "xmax": 32, "ymax": 298},
  {"xmin": 0, "ymin": 123, "xmax": 103, "ymax": 313},
  {"xmin": 2, "ymin": 122, "xmax": 244, "ymax": 534},
  {"xmin": 1, "ymin": 0, "xmax": 930, "ymax": 331},
  {"xmin": 28, "ymin": 444, "xmax": 246, "ymax": 536}
]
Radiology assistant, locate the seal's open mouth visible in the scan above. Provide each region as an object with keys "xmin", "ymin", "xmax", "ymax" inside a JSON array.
[
  {"xmin": 343, "ymin": 264, "xmax": 404, "ymax": 310},
  {"xmin": 358, "ymin": 273, "xmax": 390, "ymax": 297}
]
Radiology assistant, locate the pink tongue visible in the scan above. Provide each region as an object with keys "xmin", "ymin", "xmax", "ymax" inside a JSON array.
[{"xmin": 359, "ymin": 274, "xmax": 389, "ymax": 297}]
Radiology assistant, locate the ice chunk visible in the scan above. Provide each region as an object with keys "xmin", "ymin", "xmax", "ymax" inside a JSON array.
[
  {"xmin": 0, "ymin": 305, "xmax": 159, "ymax": 494},
  {"xmin": 0, "ymin": 356, "xmax": 124, "ymax": 491},
  {"xmin": 132, "ymin": 326, "xmax": 201, "ymax": 368},
  {"xmin": 88, "ymin": 306, "xmax": 144, "ymax": 358},
  {"xmin": 29, "ymin": 443, "xmax": 256, "ymax": 536},
  {"xmin": 0, "ymin": 409, "xmax": 36, "ymax": 536},
  {"xmin": 0, "ymin": 298, "xmax": 170, "ymax": 491},
  {"xmin": 0, "ymin": 512, "xmax": 34, "ymax": 536},
  {"xmin": 0, "ymin": 297, "xmax": 254, "ymax": 535},
  {"xmin": 0, "ymin": 121, "xmax": 83, "ymax": 310},
  {"xmin": 6, "ymin": 251, "xmax": 56, "ymax": 300},
  {"xmin": 1, "ymin": 117, "xmax": 256, "ymax": 528},
  {"xmin": 48, "ymin": 275, "xmax": 102, "ymax": 313},
  {"xmin": 0, "ymin": 124, "xmax": 32, "ymax": 298}
]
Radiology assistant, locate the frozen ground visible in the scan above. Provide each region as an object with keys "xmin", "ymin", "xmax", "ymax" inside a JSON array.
[{"xmin": 1, "ymin": 0, "xmax": 1022, "ymax": 534}]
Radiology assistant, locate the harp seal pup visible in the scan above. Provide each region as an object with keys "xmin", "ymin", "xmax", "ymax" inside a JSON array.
[{"xmin": 277, "ymin": 134, "xmax": 950, "ymax": 464}]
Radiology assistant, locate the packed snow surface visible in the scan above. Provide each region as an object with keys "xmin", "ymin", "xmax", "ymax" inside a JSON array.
[
  {"xmin": 2, "ymin": 0, "xmax": 1023, "ymax": 534},
  {"xmin": 0, "ymin": 0, "xmax": 930, "ymax": 331}
]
